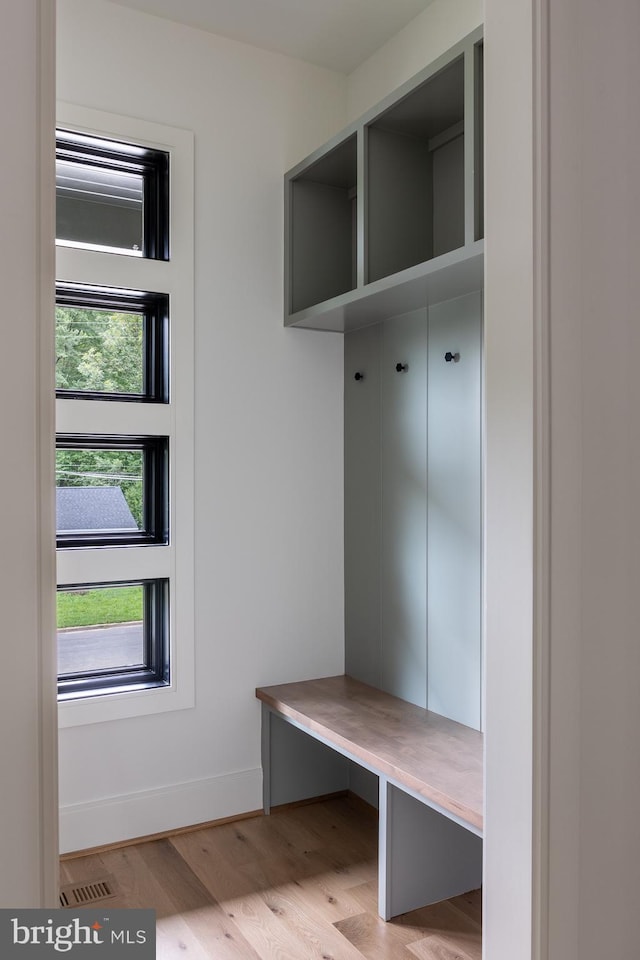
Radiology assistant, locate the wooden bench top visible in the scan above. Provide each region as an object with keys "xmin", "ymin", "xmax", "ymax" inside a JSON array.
[{"xmin": 256, "ymin": 675, "xmax": 483, "ymax": 834}]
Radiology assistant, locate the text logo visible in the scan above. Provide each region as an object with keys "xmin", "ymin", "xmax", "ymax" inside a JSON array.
[{"xmin": 0, "ymin": 909, "xmax": 155, "ymax": 957}]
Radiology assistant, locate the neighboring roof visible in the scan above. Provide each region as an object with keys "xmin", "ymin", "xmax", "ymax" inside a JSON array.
[{"xmin": 56, "ymin": 486, "xmax": 138, "ymax": 531}]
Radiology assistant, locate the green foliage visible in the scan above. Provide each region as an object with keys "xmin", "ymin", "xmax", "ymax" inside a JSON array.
[
  {"xmin": 55, "ymin": 306, "xmax": 143, "ymax": 394},
  {"xmin": 55, "ymin": 307, "xmax": 146, "ymax": 528},
  {"xmin": 57, "ymin": 585, "xmax": 143, "ymax": 629}
]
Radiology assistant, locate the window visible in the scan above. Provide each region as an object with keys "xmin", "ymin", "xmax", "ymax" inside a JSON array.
[
  {"xmin": 56, "ymin": 130, "xmax": 169, "ymax": 259},
  {"xmin": 56, "ymin": 104, "xmax": 194, "ymax": 725},
  {"xmin": 56, "ymin": 284, "xmax": 169, "ymax": 402},
  {"xmin": 57, "ymin": 579, "xmax": 169, "ymax": 700},
  {"xmin": 56, "ymin": 434, "xmax": 169, "ymax": 548}
]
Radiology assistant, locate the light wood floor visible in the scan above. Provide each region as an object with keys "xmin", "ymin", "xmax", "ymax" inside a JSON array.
[{"xmin": 60, "ymin": 795, "xmax": 482, "ymax": 960}]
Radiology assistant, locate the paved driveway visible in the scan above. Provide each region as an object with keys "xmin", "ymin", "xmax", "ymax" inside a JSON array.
[{"xmin": 58, "ymin": 622, "xmax": 143, "ymax": 674}]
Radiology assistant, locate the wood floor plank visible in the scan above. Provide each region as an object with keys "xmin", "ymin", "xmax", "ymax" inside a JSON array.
[
  {"xmin": 256, "ymin": 884, "xmax": 369, "ymax": 960},
  {"xmin": 343, "ymin": 880, "xmax": 379, "ymax": 916},
  {"xmin": 268, "ymin": 807, "xmax": 331, "ymax": 855},
  {"xmin": 392, "ymin": 898, "xmax": 481, "ymax": 940},
  {"xmin": 389, "ymin": 900, "xmax": 481, "ymax": 959},
  {"xmin": 153, "ymin": 915, "xmax": 217, "ymax": 960},
  {"xmin": 407, "ymin": 933, "xmax": 481, "ymax": 960},
  {"xmin": 174, "ymin": 825, "xmax": 366, "ymax": 959},
  {"xmin": 65, "ymin": 842, "xmax": 267, "ymax": 959},
  {"xmin": 235, "ymin": 820, "xmax": 377, "ymax": 928},
  {"xmin": 58, "ymin": 851, "xmax": 125, "ymax": 891},
  {"xmin": 293, "ymin": 868, "xmax": 372, "ymax": 925},
  {"xmin": 334, "ymin": 912, "xmax": 418, "ymax": 960},
  {"xmin": 214, "ymin": 888, "xmax": 331, "ymax": 960},
  {"xmin": 447, "ymin": 889, "xmax": 482, "ymax": 927},
  {"xmin": 90, "ymin": 848, "xmax": 164, "ymax": 911},
  {"xmin": 135, "ymin": 839, "xmax": 216, "ymax": 912},
  {"xmin": 288, "ymin": 806, "xmax": 378, "ymax": 892},
  {"xmin": 91, "ymin": 847, "xmax": 230, "ymax": 958},
  {"xmin": 198, "ymin": 818, "xmax": 274, "ymax": 868},
  {"xmin": 391, "ymin": 900, "xmax": 482, "ymax": 949},
  {"xmin": 167, "ymin": 904, "xmax": 264, "ymax": 960},
  {"xmin": 283, "ymin": 796, "xmax": 378, "ymax": 861},
  {"xmin": 235, "ymin": 834, "xmax": 373, "ymax": 933},
  {"xmin": 95, "ymin": 844, "xmax": 208, "ymax": 916},
  {"xmin": 170, "ymin": 826, "xmax": 327, "ymax": 901},
  {"xmin": 61, "ymin": 797, "xmax": 482, "ymax": 960}
]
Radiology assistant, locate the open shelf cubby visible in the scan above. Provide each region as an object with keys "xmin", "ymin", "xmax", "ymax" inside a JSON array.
[
  {"xmin": 284, "ymin": 27, "xmax": 483, "ymax": 332},
  {"xmin": 366, "ymin": 55, "xmax": 465, "ymax": 284},
  {"xmin": 287, "ymin": 133, "xmax": 357, "ymax": 314}
]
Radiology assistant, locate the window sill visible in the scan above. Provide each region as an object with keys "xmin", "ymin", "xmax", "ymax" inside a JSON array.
[{"xmin": 58, "ymin": 672, "xmax": 194, "ymax": 727}]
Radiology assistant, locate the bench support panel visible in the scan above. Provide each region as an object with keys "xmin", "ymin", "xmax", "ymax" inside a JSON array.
[
  {"xmin": 262, "ymin": 705, "xmax": 349, "ymax": 812},
  {"xmin": 379, "ymin": 779, "xmax": 483, "ymax": 920}
]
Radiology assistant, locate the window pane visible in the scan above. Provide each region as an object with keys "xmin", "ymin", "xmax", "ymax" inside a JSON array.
[
  {"xmin": 56, "ymin": 448, "xmax": 143, "ymax": 535},
  {"xmin": 57, "ymin": 579, "xmax": 169, "ymax": 699},
  {"xmin": 56, "ymin": 158, "xmax": 144, "ymax": 255},
  {"xmin": 56, "ymin": 306, "xmax": 144, "ymax": 395},
  {"xmin": 57, "ymin": 585, "xmax": 144, "ymax": 676}
]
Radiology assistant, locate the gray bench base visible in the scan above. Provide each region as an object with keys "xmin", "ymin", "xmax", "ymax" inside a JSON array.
[{"xmin": 261, "ymin": 704, "xmax": 482, "ymax": 920}]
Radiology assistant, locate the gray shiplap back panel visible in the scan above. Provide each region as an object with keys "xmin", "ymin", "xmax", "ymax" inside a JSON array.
[
  {"xmin": 344, "ymin": 323, "xmax": 382, "ymax": 686},
  {"xmin": 380, "ymin": 309, "xmax": 428, "ymax": 707},
  {"xmin": 427, "ymin": 292, "xmax": 482, "ymax": 729},
  {"xmin": 344, "ymin": 296, "xmax": 482, "ymax": 724}
]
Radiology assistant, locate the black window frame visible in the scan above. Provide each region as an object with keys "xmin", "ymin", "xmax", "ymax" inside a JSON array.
[
  {"xmin": 56, "ymin": 128, "xmax": 170, "ymax": 261},
  {"xmin": 56, "ymin": 283, "xmax": 169, "ymax": 403},
  {"xmin": 57, "ymin": 578, "xmax": 170, "ymax": 700},
  {"xmin": 56, "ymin": 433, "xmax": 169, "ymax": 549}
]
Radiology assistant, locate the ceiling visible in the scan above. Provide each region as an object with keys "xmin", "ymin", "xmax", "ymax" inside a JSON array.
[{"xmin": 108, "ymin": 0, "xmax": 435, "ymax": 74}]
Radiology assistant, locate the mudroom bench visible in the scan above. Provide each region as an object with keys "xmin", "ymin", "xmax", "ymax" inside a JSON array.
[{"xmin": 256, "ymin": 675, "xmax": 483, "ymax": 920}]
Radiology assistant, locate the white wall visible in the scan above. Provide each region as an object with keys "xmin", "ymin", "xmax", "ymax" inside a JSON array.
[
  {"xmin": 483, "ymin": 0, "xmax": 640, "ymax": 957},
  {"xmin": 56, "ymin": 0, "xmax": 347, "ymax": 852},
  {"xmin": 346, "ymin": 0, "xmax": 482, "ymax": 120},
  {"xmin": 483, "ymin": 1, "xmax": 535, "ymax": 957},
  {"xmin": 545, "ymin": 1, "xmax": 640, "ymax": 957},
  {"xmin": 0, "ymin": 1, "xmax": 58, "ymax": 905}
]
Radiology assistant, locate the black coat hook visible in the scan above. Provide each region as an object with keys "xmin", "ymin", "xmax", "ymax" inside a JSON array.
[
  {"xmin": 354, "ymin": 371, "xmax": 365, "ymax": 381},
  {"xmin": 395, "ymin": 362, "xmax": 408, "ymax": 373},
  {"xmin": 445, "ymin": 351, "xmax": 460, "ymax": 363}
]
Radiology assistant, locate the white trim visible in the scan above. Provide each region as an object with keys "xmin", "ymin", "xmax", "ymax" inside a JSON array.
[
  {"xmin": 57, "ymin": 239, "xmax": 144, "ymax": 257},
  {"xmin": 57, "ymin": 546, "xmax": 171, "ymax": 586},
  {"xmin": 483, "ymin": 0, "xmax": 536, "ymax": 956},
  {"xmin": 532, "ymin": 0, "xmax": 551, "ymax": 956},
  {"xmin": 56, "ymin": 398, "xmax": 171, "ymax": 436},
  {"xmin": 37, "ymin": 0, "xmax": 60, "ymax": 906},
  {"xmin": 55, "ymin": 103, "xmax": 195, "ymax": 727},
  {"xmin": 59, "ymin": 769, "xmax": 263, "ymax": 854}
]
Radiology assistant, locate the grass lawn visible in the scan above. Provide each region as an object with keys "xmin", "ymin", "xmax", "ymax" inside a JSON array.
[{"xmin": 57, "ymin": 585, "xmax": 143, "ymax": 629}]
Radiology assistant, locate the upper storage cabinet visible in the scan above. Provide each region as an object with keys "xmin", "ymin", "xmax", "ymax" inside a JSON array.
[
  {"xmin": 284, "ymin": 29, "xmax": 484, "ymax": 333},
  {"xmin": 366, "ymin": 55, "xmax": 465, "ymax": 283},
  {"xmin": 289, "ymin": 134, "xmax": 357, "ymax": 314}
]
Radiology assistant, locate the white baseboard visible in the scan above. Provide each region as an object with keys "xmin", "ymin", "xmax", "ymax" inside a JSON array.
[{"xmin": 59, "ymin": 767, "xmax": 262, "ymax": 855}]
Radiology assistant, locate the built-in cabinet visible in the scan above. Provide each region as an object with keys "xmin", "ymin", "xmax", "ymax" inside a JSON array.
[
  {"xmin": 285, "ymin": 29, "xmax": 484, "ymax": 732},
  {"xmin": 285, "ymin": 28, "xmax": 483, "ymax": 334}
]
